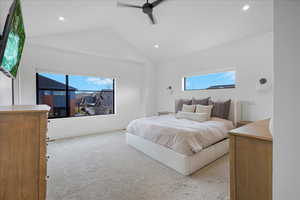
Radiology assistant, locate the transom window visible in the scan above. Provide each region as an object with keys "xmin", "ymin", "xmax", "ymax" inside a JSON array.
[
  {"xmin": 184, "ymin": 71, "xmax": 236, "ymax": 91},
  {"xmin": 36, "ymin": 73, "xmax": 115, "ymax": 119}
]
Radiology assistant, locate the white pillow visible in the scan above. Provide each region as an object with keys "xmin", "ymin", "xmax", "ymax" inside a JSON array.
[
  {"xmin": 182, "ymin": 104, "xmax": 196, "ymax": 112},
  {"xmin": 176, "ymin": 111, "xmax": 208, "ymax": 122},
  {"xmin": 195, "ymin": 105, "xmax": 213, "ymax": 118}
]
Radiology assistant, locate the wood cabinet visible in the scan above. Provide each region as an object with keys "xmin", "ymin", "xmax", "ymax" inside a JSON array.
[
  {"xmin": 229, "ymin": 119, "xmax": 272, "ymax": 200},
  {"xmin": 0, "ymin": 105, "xmax": 50, "ymax": 200},
  {"xmin": 158, "ymin": 111, "xmax": 174, "ymax": 116},
  {"xmin": 236, "ymin": 121, "xmax": 253, "ymax": 128}
]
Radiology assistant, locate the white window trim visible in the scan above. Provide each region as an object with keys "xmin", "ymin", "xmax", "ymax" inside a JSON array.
[{"xmin": 182, "ymin": 68, "xmax": 237, "ymax": 91}]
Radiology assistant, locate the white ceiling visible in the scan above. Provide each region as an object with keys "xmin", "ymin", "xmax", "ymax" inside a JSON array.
[{"xmin": 0, "ymin": 0, "xmax": 273, "ymax": 64}]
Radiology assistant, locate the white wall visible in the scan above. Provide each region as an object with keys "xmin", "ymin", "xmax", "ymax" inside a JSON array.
[
  {"xmin": 156, "ymin": 32, "xmax": 273, "ymax": 121},
  {"xmin": 17, "ymin": 43, "xmax": 156, "ymax": 139},
  {"xmin": 0, "ymin": 74, "xmax": 12, "ymax": 105},
  {"xmin": 273, "ymin": 1, "xmax": 300, "ymax": 199}
]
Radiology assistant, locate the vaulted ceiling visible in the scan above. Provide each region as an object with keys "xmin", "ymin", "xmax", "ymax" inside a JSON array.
[{"xmin": 0, "ymin": 0, "xmax": 273, "ymax": 64}]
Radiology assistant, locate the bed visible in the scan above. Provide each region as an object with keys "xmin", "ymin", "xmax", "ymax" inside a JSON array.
[{"xmin": 126, "ymin": 100, "xmax": 239, "ymax": 175}]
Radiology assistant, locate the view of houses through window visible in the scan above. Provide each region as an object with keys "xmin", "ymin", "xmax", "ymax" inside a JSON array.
[
  {"xmin": 184, "ymin": 71, "xmax": 236, "ymax": 91},
  {"xmin": 36, "ymin": 73, "xmax": 115, "ymax": 119}
]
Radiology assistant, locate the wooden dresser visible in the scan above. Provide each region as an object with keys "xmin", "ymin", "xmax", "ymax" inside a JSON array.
[
  {"xmin": 0, "ymin": 105, "xmax": 50, "ymax": 200},
  {"xmin": 229, "ymin": 119, "xmax": 272, "ymax": 200}
]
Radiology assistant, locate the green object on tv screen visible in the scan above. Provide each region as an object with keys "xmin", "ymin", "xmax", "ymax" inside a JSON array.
[{"xmin": 0, "ymin": 0, "xmax": 26, "ymax": 79}]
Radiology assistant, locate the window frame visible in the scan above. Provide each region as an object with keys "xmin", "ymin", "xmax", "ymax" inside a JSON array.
[
  {"xmin": 36, "ymin": 73, "xmax": 115, "ymax": 119},
  {"xmin": 183, "ymin": 71, "xmax": 236, "ymax": 91}
]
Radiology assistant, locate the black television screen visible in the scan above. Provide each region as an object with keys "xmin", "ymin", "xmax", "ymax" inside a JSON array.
[{"xmin": 0, "ymin": 0, "xmax": 26, "ymax": 79}]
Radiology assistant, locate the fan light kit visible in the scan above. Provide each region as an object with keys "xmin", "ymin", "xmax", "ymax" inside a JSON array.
[
  {"xmin": 58, "ymin": 16, "xmax": 65, "ymax": 22},
  {"xmin": 154, "ymin": 44, "xmax": 159, "ymax": 48},
  {"xmin": 117, "ymin": 0, "xmax": 168, "ymax": 24},
  {"xmin": 242, "ymin": 4, "xmax": 250, "ymax": 11}
]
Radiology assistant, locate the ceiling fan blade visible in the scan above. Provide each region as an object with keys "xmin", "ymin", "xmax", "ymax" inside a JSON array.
[
  {"xmin": 147, "ymin": 13, "xmax": 156, "ymax": 24},
  {"xmin": 151, "ymin": 0, "xmax": 167, "ymax": 7},
  {"xmin": 117, "ymin": 2, "xmax": 142, "ymax": 9}
]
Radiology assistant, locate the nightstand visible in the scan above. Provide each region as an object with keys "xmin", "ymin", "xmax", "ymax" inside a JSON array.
[
  {"xmin": 236, "ymin": 120, "xmax": 253, "ymax": 128},
  {"xmin": 158, "ymin": 111, "xmax": 174, "ymax": 116}
]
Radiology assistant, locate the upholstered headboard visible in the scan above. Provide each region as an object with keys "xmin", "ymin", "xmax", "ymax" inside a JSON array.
[{"xmin": 228, "ymin": 99, "xmax": 241, "ymax": 127}]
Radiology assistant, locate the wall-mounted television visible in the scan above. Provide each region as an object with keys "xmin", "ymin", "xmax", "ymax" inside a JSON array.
[{"xmin": 0, "ymin": 0, "xmax": 26, "ymax": 79}]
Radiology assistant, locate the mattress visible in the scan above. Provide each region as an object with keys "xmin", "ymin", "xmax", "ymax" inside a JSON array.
[{"xmin": 127, "ymin": 115, "xmax": 234, "ymax": 156}]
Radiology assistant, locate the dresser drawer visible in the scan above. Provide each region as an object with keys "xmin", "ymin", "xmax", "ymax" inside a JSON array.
[
  {"xmin": 229, "ymin": 120, "xmax": 272, "ymax": 200},
  {"xmin": 234, "ymin": 136, "xmax": 272, "ymax": 200}
]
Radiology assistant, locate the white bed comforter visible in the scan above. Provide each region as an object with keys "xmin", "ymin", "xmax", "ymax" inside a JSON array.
[{"xmin": 127, "ymin": 115, "xmax": 234, "ymax": 156}]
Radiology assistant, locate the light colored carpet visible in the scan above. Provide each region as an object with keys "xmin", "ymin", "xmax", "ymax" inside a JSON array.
[{"xmin": 47, "ymin": 131, "xmax": 229, "ymax": 200}]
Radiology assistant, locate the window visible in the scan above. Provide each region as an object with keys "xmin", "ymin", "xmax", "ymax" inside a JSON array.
[
  {"xmin": 36, "ymin": 73, "xmax": 115, "ymax": 119},
  {"xmin": 184, "ymin": 71, "xmax": 236, "ymax": 91}
]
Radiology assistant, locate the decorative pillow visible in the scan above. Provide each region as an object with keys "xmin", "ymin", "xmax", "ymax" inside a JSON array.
[
  {"xmin": 209, "ymin": 99, "xmax": 231, "ymax": 119},
  {"xmin": 192, "ymin": 97, "xmax": 210, "ymax": 105},
  {"xmin": 175, "ymin": 99, "xmax": 192, "ymax": 113},
  {"xmin": 195, "ymin": 105, "xmax": 213, "ymax": 119},
  {"xmin": 182, "ymin": 104, "xmax": 196, "ymax": 112},
  {"xmin": 176, "ymin": 111, "xmax": 208, "ymax": 122}
]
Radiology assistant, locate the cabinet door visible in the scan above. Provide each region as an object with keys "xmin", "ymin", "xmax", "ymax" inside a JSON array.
[
  {"xmin": 235, "ymin": 136, "xmax": 272, "ymax": 200},
  {"xmin": 0, "ymin": 113, "xmax": 40, "ymax": 200}
]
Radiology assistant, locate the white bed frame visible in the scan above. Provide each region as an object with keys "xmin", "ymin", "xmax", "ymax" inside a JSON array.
[
  {"xmin": 126, "ymin": 100, "xmax": 240, "ymax": 175},
  {"xmin": 127, "ymin": 133, "xmax": 229, "ymax": 175}
]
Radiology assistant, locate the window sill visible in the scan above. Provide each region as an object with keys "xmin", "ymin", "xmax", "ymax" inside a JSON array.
[
  {"xmin": 183, "ymin": 87, "xmax": 236, "ymax": 91},
  {"xmin": 48, "ymin": 113, "xmax": 117, "ymax": 120}
]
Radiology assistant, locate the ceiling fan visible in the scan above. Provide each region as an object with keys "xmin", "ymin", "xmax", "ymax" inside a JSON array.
[{"xmin": 117, "ymin": 0, "xmax": 168, "ymax": 24}]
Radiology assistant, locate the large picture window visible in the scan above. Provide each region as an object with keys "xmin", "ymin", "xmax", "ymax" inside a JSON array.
[
  {"xmin": 36, "ymin": 73, "xmax": 115, "ymax": 119},
  {"xmin": 184, "ymin": 71, "xmax": 236, "ymax": 91}
]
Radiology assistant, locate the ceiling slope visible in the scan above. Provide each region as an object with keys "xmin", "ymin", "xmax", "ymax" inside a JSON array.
[{"xmin": 0, "ymin": 0, "xmax": 273, "ymax": 64}]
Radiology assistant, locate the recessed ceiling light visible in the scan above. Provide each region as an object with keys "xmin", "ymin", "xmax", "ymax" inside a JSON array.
[
  {"xmin": 154, "ymin": 44, "xmax": 159, "ymax": 48},
  {"xmin": 58, "ymin": 16, "xmax": 65, "ymax": 22},
  {"xmin": 242, "ymin": 4, "xmax": 250, "ymax": 11}
]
